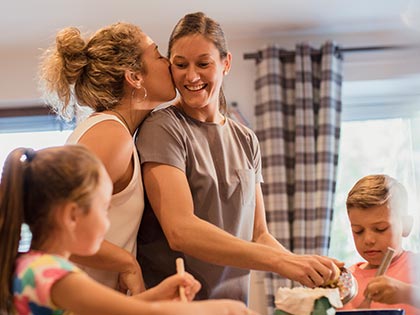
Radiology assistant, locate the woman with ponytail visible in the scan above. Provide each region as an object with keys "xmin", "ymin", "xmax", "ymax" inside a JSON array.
[{"xmin": 136, "ymin": 12, "xmax": 342, "ymax": 303}]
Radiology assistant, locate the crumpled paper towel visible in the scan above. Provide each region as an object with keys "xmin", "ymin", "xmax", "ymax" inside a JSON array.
[{"xmin": 275, "ymin": 287, "xmax": 343, "ymax": 315}]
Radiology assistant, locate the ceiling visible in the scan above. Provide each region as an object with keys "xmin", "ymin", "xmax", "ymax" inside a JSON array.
[{"xmin": 1, "ymin": 0, "xmax": 419, "ymax": 50}]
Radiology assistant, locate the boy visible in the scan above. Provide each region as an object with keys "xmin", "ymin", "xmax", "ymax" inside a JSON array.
[{"xmin": 341, "ymin": 174, "xmax": 419, "ymax": 315}]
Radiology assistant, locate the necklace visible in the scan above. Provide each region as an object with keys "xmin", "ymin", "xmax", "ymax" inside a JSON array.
[{"xmin": 109, "ymin": 109, "xmax": 131, "ymax": 133}]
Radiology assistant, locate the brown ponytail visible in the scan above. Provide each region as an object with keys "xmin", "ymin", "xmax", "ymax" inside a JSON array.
[{"xmin": 0, "ymin": 148, "xmax": 30, "ymax": 314}]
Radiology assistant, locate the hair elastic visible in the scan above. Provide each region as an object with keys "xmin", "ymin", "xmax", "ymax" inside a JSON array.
[{"xmin": 21, "ymin": 148, "xmax": 36, "ymax": 163}]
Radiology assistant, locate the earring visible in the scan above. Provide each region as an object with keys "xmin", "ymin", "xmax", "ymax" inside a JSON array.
[{"xmin": 131, "ymin": 82, "xmax": 148, "ymax": 104}]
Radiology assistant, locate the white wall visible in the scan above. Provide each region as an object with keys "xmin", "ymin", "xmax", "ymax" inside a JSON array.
[
  {"xmin": 224, "ymin": 29, "xmax": 420, "ymax": 127},
  {"xmin": 1, "ymin": 28, "xmax": 420, "ymax": 118},
  {"xmin": 0, "ymin": 46, "xmax": 43, "ymax": 108}
]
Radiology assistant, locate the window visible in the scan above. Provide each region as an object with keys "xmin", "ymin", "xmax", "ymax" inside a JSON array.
[
  {"xmin": 0, "ymin": 111, "xmax": 74, "ymax": 177},
  {"xmin": 0, "ymin": 107, "xmax": 74, "ymax": 251},
  {"xmin": 328, "ymin": 79, "xmax": 420, "ymax": 265},
  {"xmin": 0, "ymin": 129, "xmax": 74, "ymax": 172}
]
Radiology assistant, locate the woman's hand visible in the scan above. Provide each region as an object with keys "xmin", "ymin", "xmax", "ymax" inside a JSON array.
[
  {"xmin": 276, "ymin": 253, "xmax": 344, "ymax": 288},
  {"xmin": 118, "ymin": 257, "xmax": 145, "ymax": 295},
  {"xmin": 134, "ymin": 272, "xmax": 201, "ymax": 301}
]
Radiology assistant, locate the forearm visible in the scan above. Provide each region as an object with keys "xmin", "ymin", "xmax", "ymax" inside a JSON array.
[
  {"xmin": 167, "ymin": 215, "xmax": 290, "ymax": 273},
  {"xmin": 167, "ymin": 215, "xmax": 340, "ymax": 288},
  {"xmin": 144, "ymin": 164, "xmax": 337, "ymax": 287},
  {"xmin": 253, "ymin": 230, "xmax": 289, "ymax": 253},
  {"xmin": 54, "ymin": 273, "xmax": 180, "ymax": 315},
  {"xmin": 133, "ymin": 286, "xmax": 160, "ymax": 302},
  {"xmin": 70, "ymin": 240, "xmax": 135, "ymax": 272}
]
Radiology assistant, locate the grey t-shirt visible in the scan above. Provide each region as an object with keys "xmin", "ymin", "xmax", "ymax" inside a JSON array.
[{"xmin": 136, "ymin": 105, "xmax": 263, "ymax": 303}]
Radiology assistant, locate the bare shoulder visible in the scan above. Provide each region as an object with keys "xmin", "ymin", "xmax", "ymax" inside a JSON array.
[{"xmin": 77, "ymin": 119, "xmax": 133, "ymax": 181}]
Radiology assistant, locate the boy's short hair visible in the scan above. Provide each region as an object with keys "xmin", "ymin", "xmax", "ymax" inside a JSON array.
[{"xmin": 346, "ymin": 174, "xmax": 408, "ymax": 215}]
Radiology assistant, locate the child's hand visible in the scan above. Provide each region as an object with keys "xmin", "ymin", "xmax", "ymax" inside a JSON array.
[
  {"xmin": 134, "ymin": 272, "xmax": 201, "ymax": 302},
  {"xmin": 158, "ymin": 272, "xmax": 201, "ymax": 301},
  {"xmin": 364, "ymin": 275, "xmax": 411, "ymax": 305}
]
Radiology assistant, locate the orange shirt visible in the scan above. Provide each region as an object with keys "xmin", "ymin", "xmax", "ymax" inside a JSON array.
[{"xmin": 341, "ymin": 251, "xmax": 420, "ymax": 315}]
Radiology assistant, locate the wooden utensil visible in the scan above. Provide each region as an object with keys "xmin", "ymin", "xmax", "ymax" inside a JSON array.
[{"xmin": 176, "ymin": 257, "xmax": 188, "ymax": 302}]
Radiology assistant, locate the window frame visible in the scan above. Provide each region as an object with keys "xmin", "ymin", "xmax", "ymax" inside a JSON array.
[{"xmin": 0, "ymin": 105, "xmax": 75, "ymax": 133}]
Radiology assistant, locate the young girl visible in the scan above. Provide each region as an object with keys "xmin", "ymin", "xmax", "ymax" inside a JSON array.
[{"xmin": 0, "ymin": 145, "xmax": 256, "ymax": 315}]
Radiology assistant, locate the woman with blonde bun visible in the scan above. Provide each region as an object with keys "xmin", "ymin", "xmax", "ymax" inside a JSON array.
[{"xmin": 39, "ymin": 22, "xmax": 176, "ymax": 294}]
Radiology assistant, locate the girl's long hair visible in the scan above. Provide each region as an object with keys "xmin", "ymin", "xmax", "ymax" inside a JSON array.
[{"xmin": 0, "ymin": 145, "xmax": 101, "ymax": 314}]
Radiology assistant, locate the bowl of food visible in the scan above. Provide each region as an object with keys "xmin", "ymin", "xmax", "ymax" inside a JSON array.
[
  {"xmin": 274, "ymin": 266, "xmax": 359, "ymax": 315},
  {"xmin": 321, "ymin": 266, "xmax": 358, "ymax": 305}
]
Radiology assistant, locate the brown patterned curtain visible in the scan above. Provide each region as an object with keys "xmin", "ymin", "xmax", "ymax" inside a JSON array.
[{"xmin": 254, "ymin": 42, "xmax": 343, "ymax": 314}]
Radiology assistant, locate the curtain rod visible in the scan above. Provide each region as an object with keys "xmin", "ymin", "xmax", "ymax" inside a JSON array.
[{"xmin": 243, "ymin": 45, "xmax": 413, "ymax": 61}]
